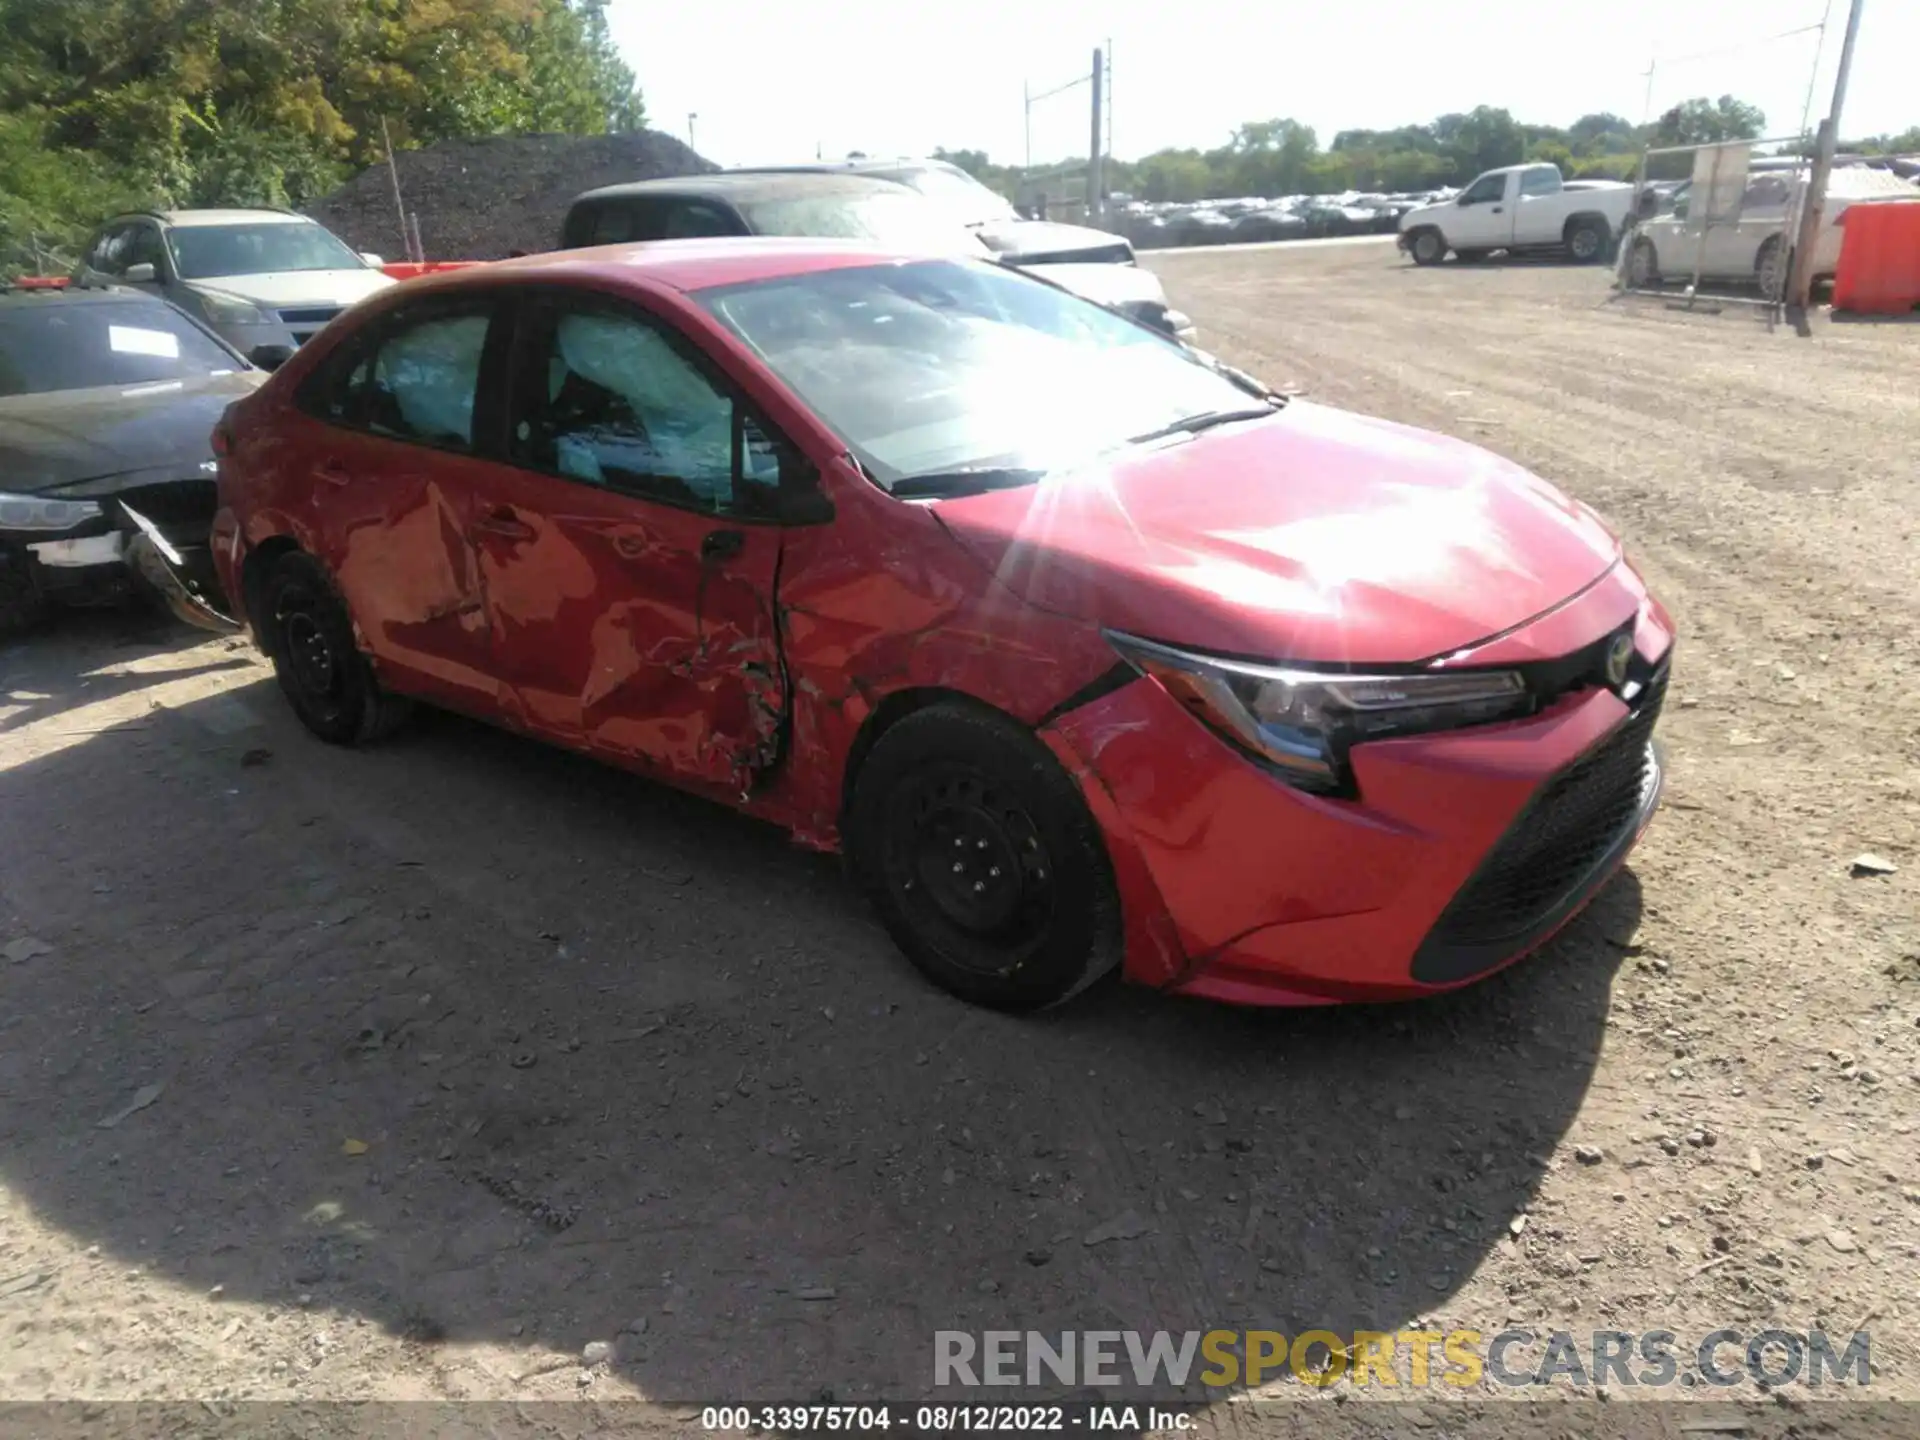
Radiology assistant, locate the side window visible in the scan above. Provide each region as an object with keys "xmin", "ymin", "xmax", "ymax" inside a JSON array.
[
  {"xmin": 511, "ymin": 304, "xmax": 778, "ymax": 515},
  {"xmin": 365, "ymin": 312, "xmax": 491, "ymax": 449},
  {"xmin": 566, "ymin": 199, "xmax": 673, "ymax": 247},
  {"xmin": 1519, "ymin": 168, "xmax": 1560, "ymax": 197},
  {"xmin": 661, "ymin": 202, "xmax": 740, "ymax": 239},
  {"xmin": 1460, "ymin": 174, "xmax": 1507, "ymax": 205},
  {"xmin": 90, "ymin": 225, "xmax": 133, "ymax": 275},
  {"xmin": 310, "ymin": 343, "xmax": 376, "ymax": 426},
  {"xmin": 123, "ymin": 224, "xmax": 167, "ymax": 274}
]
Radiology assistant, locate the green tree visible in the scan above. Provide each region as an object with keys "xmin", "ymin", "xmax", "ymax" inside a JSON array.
[
  {"xmin": 0, "ymin": 0, "xmax": 645, "ymax": 273},
  {"xmin": 1654, "ymin": 95, "xmax": 1766, "ymax": 147},
  {"xmin": 1130, "ymin": 148, "xmax": 1211, "ymax": 203},
  {"xmin": 1436, "ymin": 106, "xmax": 1526, "ymax": 179}
]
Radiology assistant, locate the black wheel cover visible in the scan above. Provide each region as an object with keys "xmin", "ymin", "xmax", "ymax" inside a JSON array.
[
  {"xmin": 879, "ymin": 761, "xmax": 1057, "ymax": 974},
  {"xmin": 271, "ymin": 578, "xmax": 350, "ymax": 729}
]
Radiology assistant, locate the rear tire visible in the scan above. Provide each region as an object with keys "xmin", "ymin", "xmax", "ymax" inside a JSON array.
[
  {"xmin": 846, "ymin": 702, "xmax": 1121, "ymax": 1012},
  {"xmin": 260, "ymin": 552, "xmax": 412, "ymax": 745},
  {"xmin": 1408, "ymin": 229, "xmax": 1446, "ymax": 266},
  {"xmin": 1566, "ymin": 217, "xmax": 1610, "ymax": 264},
  {"xmin": 0, "ymin": 545, "xmax": 47, "ymax": 640}
]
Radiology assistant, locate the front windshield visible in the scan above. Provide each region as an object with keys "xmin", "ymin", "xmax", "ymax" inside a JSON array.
[
  {"xmin": 0, "ymin": 298, "xmax": 238, "ymax": 397},
  {"xmin": 888, "ymin": 166, "xmax": 1020, "ymax": 228},
  {"xmin": 168, "ymin": 222, "xmax": 364, "ymax": 280},
  {"xmin": 738, "ymin": 191, "xmax": 984, "ymax": 255},
  {"xmin": 698, "ymin": 259, "xmax": 1262, "ymax": 491}
]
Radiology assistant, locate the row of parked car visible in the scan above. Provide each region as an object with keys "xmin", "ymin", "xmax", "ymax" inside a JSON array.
[
  {"xmin": 1, "ymin": 157, "xmax": 1198, "ymax": 638},
  {"xmin": 1115, "ymin": 191, "xmax": 1446, "ymax": 249}
]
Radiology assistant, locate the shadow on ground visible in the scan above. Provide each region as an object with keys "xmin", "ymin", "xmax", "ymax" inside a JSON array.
[{"xmin": 0, "ymin": 625, "xmax": 1639, "ymax": 1403}]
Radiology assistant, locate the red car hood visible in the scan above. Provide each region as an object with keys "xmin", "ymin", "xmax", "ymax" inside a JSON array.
[{"xmin": 932, "ymin": 400, "xmax": 1622, "ymax": 664}]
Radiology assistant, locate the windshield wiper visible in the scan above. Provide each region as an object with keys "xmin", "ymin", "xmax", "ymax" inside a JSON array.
[
  {"xmin": 889, "ymin": 466, "xmax": 1047, "ymax": 499},
  {"xmin": 1127, "ymin": 405, "xmax": 1280, "ymax": 446}
]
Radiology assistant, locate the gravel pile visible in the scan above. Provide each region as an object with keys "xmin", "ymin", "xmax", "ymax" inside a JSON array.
[{"xmin": 303, "ymin": 130, "xmax": 715, "ymax": 260}]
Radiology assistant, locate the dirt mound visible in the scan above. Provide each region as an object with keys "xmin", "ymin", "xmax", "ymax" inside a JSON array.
[{"xmin": 303, "ymin": 130, "xmax": 716, "ymax": 260}]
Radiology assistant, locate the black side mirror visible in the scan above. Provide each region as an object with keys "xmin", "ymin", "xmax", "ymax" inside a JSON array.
[{"xmin": 248, "ymin": 343, "xmax": 296, "ymax": 372}]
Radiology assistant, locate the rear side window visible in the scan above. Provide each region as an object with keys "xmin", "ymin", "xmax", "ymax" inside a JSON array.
[
  {"xmin": 367, "ymin": 314, "xmax": 490, "ymax": 448},
  {"xmin": 1519, "ymin": 167, "xmax": 1561, "ymax": 197},
  {"xmin": 297, "ymin": 301, "xmax": 498, "ymax": 451}
]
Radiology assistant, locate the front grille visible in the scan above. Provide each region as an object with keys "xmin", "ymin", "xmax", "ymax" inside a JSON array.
[
  {"xmin": 1416, "ymin": 668, "xmax": 1667, "ymax": 976},
  {"xmin": 278, "ymin": 306, "xmax": 341, "ymax": 326}
]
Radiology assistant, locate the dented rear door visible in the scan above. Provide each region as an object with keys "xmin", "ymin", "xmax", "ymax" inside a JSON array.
[
  {"xmin": 471, "ymin": 289, "xmax": 787, "ymax": 793},
  {"xmin": 301, "ymin": 295, "xmax": 513, "ymax": 718}
]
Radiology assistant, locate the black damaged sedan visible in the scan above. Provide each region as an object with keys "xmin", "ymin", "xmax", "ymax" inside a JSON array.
[{"xmin": 0, "ymin": 280, "xmax": 264, "ymax": 637}]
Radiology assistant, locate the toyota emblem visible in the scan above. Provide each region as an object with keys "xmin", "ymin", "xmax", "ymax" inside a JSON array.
[{"xmin": 1605, "ymin": 633, "xmax": 1635, "ymax": 691}]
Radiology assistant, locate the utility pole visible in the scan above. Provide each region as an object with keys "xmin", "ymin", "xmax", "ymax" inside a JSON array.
[
  {"xmin": 1023, "ymin": 82, "xmax": 1032, "ymax": 172},
  {"xmin": 1104, "ymin": 39, "xmax": 1114, "ymax": 181},
  {"xmin": 380, "ymin": 116, "xmax": 409, "ymax": 260},
  {"xmin": 1088, "ymin": 47, "xmax": 1104, "ymax": 223},
  {"xmin": 1788, "ymin": 0, "xmax": 1866, "ymax": 308},
  {"xmin": 688, "ymin": 112, "xmax": 699, "ymax": 153}
]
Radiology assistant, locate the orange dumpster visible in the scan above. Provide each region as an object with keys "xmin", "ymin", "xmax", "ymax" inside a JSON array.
[
  {"xmin": 1830, "ymin": 201, "xmax": 1920, "ymax": 315},
  {"xmin": 380, "ymin": 261, "xmax": 484, "ymax": 282}
]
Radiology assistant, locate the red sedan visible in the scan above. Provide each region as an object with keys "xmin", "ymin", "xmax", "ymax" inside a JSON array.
[{"xmin": 208, "ymin": 239, "xmax": 1672, "ymax": 1012}]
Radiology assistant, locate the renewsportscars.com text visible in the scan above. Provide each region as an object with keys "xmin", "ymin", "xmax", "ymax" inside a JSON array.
[{"xmin": 934, "ymin": 1328, "xmax": 1872, "ymax": 1390}]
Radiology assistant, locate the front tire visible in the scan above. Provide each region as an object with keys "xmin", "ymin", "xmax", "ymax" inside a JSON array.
[
  {"xmin": 846, "ymin": 702, "xmax": 1121, "ymax": 1012},
  {"xmin": 1756, "ymin": 236, "xmax": 1789, "ymax": 300},
  {"xmin": 0, "ymin": 545, "xmax": 47, "ymax": 640},
  {"xmin": 1408, "ymin": 229, "xmax": 1446, "ymax": 266},
  {"xmin": 260, "ymin": 552, "xmax": 412, "ymax": 745},
  {"xmin": 1627, "ymin": 236, "xmax": 1661, "ymax": 287}
]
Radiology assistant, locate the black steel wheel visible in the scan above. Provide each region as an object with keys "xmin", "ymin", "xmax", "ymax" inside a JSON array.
[
  {"xmin": 848, "ymin": 702, "xmax": 1121, "ymax": 1011},
  {"xmin": 261, "ymin": 552, "xmax": 411, "ymax": 745}
]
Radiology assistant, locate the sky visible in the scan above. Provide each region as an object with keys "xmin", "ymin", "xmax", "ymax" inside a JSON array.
[{"xmin": 605, "ymin": 0, "xmax": 1916, "ymax": 169}]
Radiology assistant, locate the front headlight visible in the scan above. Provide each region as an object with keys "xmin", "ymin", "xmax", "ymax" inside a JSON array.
[
  {"xmin": 1107, "ymin": 631, "xmax": 1531, "ymax": 795},
  {"xmin": 199, "ymin": 292, "xmax": 271, "ymax": 326},
  {"xmin": 0, "ymin": 493, "xmax": 104, "ymax": 532}
]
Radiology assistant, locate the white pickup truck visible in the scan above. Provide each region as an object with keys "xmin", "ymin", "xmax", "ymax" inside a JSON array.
[{"xmin": 1398, "ymin": 163, "xmax": 1635, "ymax": 266}]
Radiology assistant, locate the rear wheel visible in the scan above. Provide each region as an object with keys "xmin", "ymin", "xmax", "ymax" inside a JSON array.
[
  {"xmin": 846, "ymin": 702, "xmax": 1121, "ymax": 1012},
  {"xmin": 1408, "ymin": 229, "xmax": 1446, "ymax": 266},
  {"xmin": 260, "ymin": 552, "xmax": 411, "ymax": 745},
  {"xmin": 1566, "ymin": 216, "xmax": 1610, "ymax": 264}
]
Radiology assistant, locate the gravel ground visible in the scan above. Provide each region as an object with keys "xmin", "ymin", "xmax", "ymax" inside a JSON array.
[{"xmin": 1, "ymin": 239, "xmax": 1916, "ymax": 1431}]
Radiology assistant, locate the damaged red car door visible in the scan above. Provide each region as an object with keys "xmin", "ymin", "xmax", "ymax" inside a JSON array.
[
  {"xmin": 299, "ymin": 296, "xmax": 508, "ymax": 717},
  {"xmin": 468, "ymin": 291, "xmax": 787, "ymax": 792}
]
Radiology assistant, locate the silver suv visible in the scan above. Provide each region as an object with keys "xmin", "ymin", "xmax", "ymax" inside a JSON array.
[{"xmin": 75, "ymin": 209, "xmax": 396, "ymax": 367}]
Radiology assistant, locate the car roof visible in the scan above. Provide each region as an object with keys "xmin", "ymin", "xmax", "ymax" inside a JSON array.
[
  {"xmin": 570, "ymin": 172, "xmax": 914, "ymax": 207},
  {"xmin": 126, "ymin": 209, "xmax": 314, "ymax": 228},
  {"xmin": 393, "ymin": 236, "xmax": 968, "ymax": 296},
  {"xmin": 0, "ymin": 282, "xmax": 174, "ymax": 309}
]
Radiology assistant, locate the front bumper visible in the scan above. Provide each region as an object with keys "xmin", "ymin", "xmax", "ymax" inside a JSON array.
[
  {"xmin": 1042, "ymin": 582, "xmax": 1674, "ymax": 1006},
  {"xmin": 1, "ymin": 482, "xmax": 238, "ymax": 631}
]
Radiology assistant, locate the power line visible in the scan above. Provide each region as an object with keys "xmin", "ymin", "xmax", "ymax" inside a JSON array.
[{"xmin": 1648, "ymin": 20, "xmax": 1825, "ymax": 74}]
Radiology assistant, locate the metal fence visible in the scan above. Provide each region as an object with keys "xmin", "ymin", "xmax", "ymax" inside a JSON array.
[{"xmin": 1612, "ymin": 135, "xmax": 1813, "ymax": 309}]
